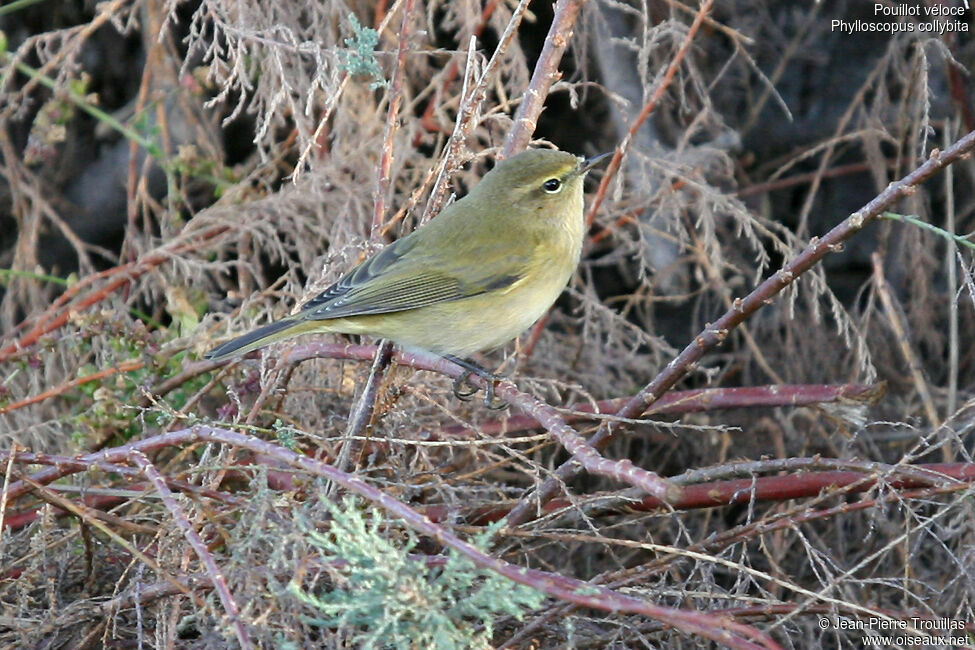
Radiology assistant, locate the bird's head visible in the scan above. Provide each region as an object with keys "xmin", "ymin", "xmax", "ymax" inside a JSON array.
[{"xmin": 469, "ymin": 149, "xmax": 607, "ymax": 218}]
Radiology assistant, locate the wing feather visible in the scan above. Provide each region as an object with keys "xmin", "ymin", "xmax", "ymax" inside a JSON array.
[{"xmin": 297, "ymin": 234, "xmax": 524, "ymax": 320}]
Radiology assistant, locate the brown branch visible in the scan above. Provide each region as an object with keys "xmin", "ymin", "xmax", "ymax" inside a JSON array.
[
  {"xmin": 423, "ymin": 347, "xmax": 680, "ymax": 500},
  {"xmin": 129, "ymin": 451, "xmax": 252, "ymax": 649},
  {"xmin": 371, "ymin": 0, "xmax": 416, "ymax": 239},
  {"xmin": 0, "ymin": 359, "xmax": 144, "ymax": 416},
  {"xmin": 585, "ymin": 0, "xmax": 715, "ymax": 227},
  {"xmin": 505, "ymin": 128, "xmax": 975, "ymax": 527},
  {"xmin": 333, "ymin": 339, "xmax": 396, "ymax": 479},
  {"xmin": 0, "ymin": 225, "xmax": 226, "ymax": 363},
  {"xmin": 439, "ymin": 383, "xmax": 882, "ymax": 441},
  {"xmin": 102, "ymin": 573, "xmax": 213, "ymax": 616},
  {"xmin": 502, "ymin": 0, "xmax": 587, "ymax": 156},
  {"xmin": 495, "ymin": 377, "xmax": 683, "ymax": 503}
]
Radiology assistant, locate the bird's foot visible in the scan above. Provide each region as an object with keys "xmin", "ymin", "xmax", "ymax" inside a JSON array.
[{"xmin": 445, "ymin": 356, "xmax": 508, "ymax": 410}]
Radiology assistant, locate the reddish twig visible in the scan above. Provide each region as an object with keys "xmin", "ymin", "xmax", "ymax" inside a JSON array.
[
  {"xmin": 585, "ymin": 0, "xmax": 714, "ymax": 228},
  {"xmin": 655, "ymin": 462, "xmax": 975, "ymax": 510},
  {"xmin": 3, "ymin": 494, "xmax": 108, "ymax": 533},
  {"xmin": 439, "ymin": 383, "xmax": 882, "ymax": 440},
  {"xmin": 129, "ymin": 451, "xmax": 252, "ymax": 649},
  {"xmin": 467, "ymin": 460, "xmax": 975, "ymax": 525},
  {"xmin": 417, "ymin": 0, "xmax": 503, "ymax": 137},
  {"xmin": 0, "ymin": 225, "xmax": 226, "ymax": 363},
  {"xmin": 371, "ymin": 0, "xmax": 416, "ymax": 239},
  {"xmin": 0, "ymin": 359, "xmax": 144, "ymax": 416},
  {"xmin": 502, "ymin": 0, "xmax": 587, "ymax": 156}
]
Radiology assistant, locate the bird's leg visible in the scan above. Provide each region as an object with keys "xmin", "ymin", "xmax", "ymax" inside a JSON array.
[
  {"xmin": 451, "ymin": 370, "xmax": 478, "ymax": 400},
  {"xmin": 444, "ymin": 355, "xmax": 508, "ymax": 409}
]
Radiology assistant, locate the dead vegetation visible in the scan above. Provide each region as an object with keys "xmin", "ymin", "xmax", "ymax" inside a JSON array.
[{"xmin": 1, "ymin": 0, "xmax": 974, "ymax": 648}]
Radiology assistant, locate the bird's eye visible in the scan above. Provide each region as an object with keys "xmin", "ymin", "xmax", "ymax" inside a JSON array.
[{"xmin": 542, "ymin": 178, "xmax": 562, "ymax": 193}]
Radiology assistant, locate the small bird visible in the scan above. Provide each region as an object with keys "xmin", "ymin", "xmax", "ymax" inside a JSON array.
[{"xmin": 205, "ymin": 148, "xmax": 605, "ymax": 406}]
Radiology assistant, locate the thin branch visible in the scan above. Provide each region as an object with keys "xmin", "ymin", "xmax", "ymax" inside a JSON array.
[
  {"xmin": 585, "ymin": 0, "xmax": 715, "ymax": 227},
  {"xmin": 437, "ymin": 383, "xmax": 882, "ymax": 441},
  {"xmin": 422, "ymin": 0, "xmax": 533, "ymax": 224},
  {"xmin": 0, "ymin": 225, "xmax": 226, "ymax": 363},
  {"xmin": 0, "ymin": 360, "xmax": 144, "ymax": 416},
  {"xmin": 331, "ymin": 339, "xmax": 395, "ymax": 488},
  {"xmin": 371, "ymin": 0, "xmax": 416, "ymax": 239},
  {"xmin": 503, "ymin": 0, "xmax": 587, "ymax": 156},
  {"xmin": 871, "ymin": 252, "xmax": 940, "ymax": 431},
  {"xmin": 13, "ymin": 470, "xmax": 200, "ymax": 605},
  {"xmin": 128, "ymin": 451, "xmax": 253, "ymax": 649}
]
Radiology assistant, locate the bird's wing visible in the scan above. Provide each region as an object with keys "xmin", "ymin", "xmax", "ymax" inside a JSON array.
[{"xmin": 298, "ymin": 235, "xmax": 524, "ymax": 320}]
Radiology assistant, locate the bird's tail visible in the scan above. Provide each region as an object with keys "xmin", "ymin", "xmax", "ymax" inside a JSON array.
[{"xmin": 204, "ymin": 318, "xmax": 319, "ymax": 361}]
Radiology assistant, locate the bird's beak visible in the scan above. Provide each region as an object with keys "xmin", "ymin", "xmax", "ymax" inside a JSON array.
[{"xmin": 576, "ymin": 152, "xmax": 612, "ymax": 176}]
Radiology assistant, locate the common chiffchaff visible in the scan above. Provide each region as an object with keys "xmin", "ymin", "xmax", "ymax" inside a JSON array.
[{"xmin": 205, "ymin": 149, "xmax": 604, "ymax": 391}]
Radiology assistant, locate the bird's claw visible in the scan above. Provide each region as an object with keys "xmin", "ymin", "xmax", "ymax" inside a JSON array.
[
  {"xmin": 482, "ymin": 380, "xmax": 508, "ymax": 410},
  {"xmin": 452, "ymin": 371, "xmax": 478, "ymax": 401},
  {"xmin": 447, "ymin": 358, "xmax": 508, "ymax": 409}
]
